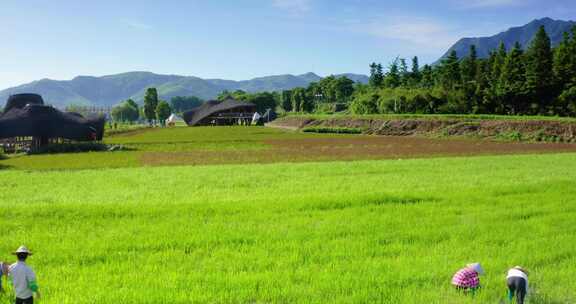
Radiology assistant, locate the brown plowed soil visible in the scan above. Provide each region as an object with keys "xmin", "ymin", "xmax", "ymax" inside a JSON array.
[
  {"xmin": 270, "ymin": 117, "xmax": 576, "ymax": 142},
  {"xmin": 140, "ymin": 136, "xmax": 576, "ymax": 167}
]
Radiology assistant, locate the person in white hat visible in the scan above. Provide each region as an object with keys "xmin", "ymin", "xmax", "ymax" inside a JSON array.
[
  {"xmin": 506, "ymin": 266, "xmax": 528, "ymax": 304},
  {"xmin": 8, "ymin": 246, "xmax": 39, "ymax": 304}
]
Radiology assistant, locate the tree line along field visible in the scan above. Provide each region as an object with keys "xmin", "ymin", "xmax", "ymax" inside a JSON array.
[{"xmin": 0, "ymin": 152, "xmax": 575, "ymax": 303}]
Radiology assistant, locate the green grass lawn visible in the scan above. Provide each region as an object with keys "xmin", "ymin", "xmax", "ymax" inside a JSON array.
[{"xmin": 0, "ymin": 154, "xmax": 575, "ymax": 303}]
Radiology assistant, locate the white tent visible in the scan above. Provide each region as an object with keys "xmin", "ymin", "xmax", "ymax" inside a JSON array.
[
  {"xmin": 251, "ymin": 112, "xmax": 261, "ymax": 125},
  {"xmin": 166, "ymin": 114, "xmax": 183, "ymax": 126}
]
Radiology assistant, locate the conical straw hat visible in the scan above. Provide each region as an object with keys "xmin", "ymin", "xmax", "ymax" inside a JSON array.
[
  {"xmin": 466, "ymin": 262, "xmax": 484, "ymax": 275},
  {"xmin": 12, "ymin": 245, "xmax": 32, "ymax": 255}
]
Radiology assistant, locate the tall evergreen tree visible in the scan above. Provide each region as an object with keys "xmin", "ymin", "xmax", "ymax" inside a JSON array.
[
  {"xmin": 399, "ymin": 58, "xmax": 409, "ymax": 87},
  {"xmin": 369, "ymin": 63, "xmax": 384, "ymax": 87},
  {"xmin": 553, "ymin": 31, "xmax": 575, "ymax": 91},
  {"xmin": 384, "ymin": 59, "xmax": 401, "ymax": 88},
  {"xmin": 498, "ymin": 42, "xmax": 527, "ymax": 114},
  {"xmin": 411, "ymin": 56, "xmax": 421, "ymax": 84},
  {"xmin": 473, "ymin": 60, "xmax": 491, "ymax": 113},
  {"xmin": 553, "ymin": 27, "xmax": 576, "ymax": 114},
  {"xmin": 281, "ymin": 90, "xmax": 293, "ymax": 112},
  {"xmin": 484, "ymin": 43, "xmax": 508, "ymax": 114},
  {"xmin": 461, "ymin": 45, "xmax": 478, "ymax": 83},
  {"xmin": 143, "ymin": 87, "xmax": 159, "ymax": 124},
  {"xmin": 458, "ymin": 45, "xmax": 479, "ymax": 112},
  {"xmin": 525, "ymin": 25, "xmax": 555, "ymax": 113},
  {"xmin": 420, "ymin": 64, "xmax": 434, "ymax": 88},
  {"xmin": 439, "ymin": 50, "xmax": 461, "ymax": 90},
  {"xmin": 491, "ymin": 42, "xmax": 507, "ymax": 87},
  {"xmin": 570, "ymin": 26, "xmax": 576, "ymax": 86}
]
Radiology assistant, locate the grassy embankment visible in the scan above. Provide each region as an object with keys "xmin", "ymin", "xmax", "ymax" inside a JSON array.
[
  {"xmin": 274, "ymin": 114, "xmax": 576, "ymax": 143},
  {"xmin": 0, "ymin": 154, "xmax": 575, "ymax": 303},
  {"xmin": 283, "ymin": 113, "xmax": 576, "ymax": 122}
]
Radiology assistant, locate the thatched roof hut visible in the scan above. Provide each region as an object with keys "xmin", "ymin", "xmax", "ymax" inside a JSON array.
[
  {"xmin": 183, "ymin": 98, "xmax": 256, "ymax": 126},
  {"xmin": 3, "ymin": 93, "xmax": 44, "ymax": 112},
  {"xmin": 0, "ymin": 94, "xmax": 105, "ymax": 141}
]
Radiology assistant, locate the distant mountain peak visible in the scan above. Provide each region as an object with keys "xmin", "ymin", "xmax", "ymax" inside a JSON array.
[
  {"xmin": 299, "ymin": 72, "xmax": 320, "ymax": 77},
  {"xmin": 531, "ymin": 17, "xmax": 555, "ymax": 23},
  {"xmin": 439, "ymin": 17, "xmax": 575, "ymax": 61},
  {"xmin": 297, "ymin": 72, "xmax": 322, "ymax": 82}
]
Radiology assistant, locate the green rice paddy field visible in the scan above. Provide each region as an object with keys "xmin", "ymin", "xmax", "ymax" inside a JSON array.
[{"xmin": 0, "ymin": 127, "xmax": 575, "ymax": 303}]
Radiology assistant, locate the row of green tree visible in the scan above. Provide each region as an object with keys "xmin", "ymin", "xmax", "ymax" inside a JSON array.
[
  {"xmin": 112, "ymin": 88, "xmax": 170, "ymax": 125},
  {"xmin": 278, "ymin": 75, "xmax": 356, "ymax": 113},
  {"xmin": 274, "ymin": 25, "xmax": 576, "ymax": 117},
  {"xmin": 215, "ymin": 77, "xmax": 356, "ymax": 115},
  {"xmin": 350, "ymin": 25, "xmax": 576, "ymax": 116},
  {"xmin": 111, "ymin": 89, "xmax": 203, "ymax": 124}
]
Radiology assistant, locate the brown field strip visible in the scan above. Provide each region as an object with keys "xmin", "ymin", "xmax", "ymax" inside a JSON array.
[{"xmin": 140, "ymin": 136, "xmax": 576, "ymax": 166}]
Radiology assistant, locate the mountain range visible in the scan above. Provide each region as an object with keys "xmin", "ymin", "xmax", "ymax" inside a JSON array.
[
  {"xmin": 440, "ymin": 17, "xmax": 575, "ymax": 60},
  {"xmin": 0, "ymin": 72, "xmax": 368, "ymax": 108},
  {"xmin": 2, "ymin": 17, "xmax": 575, "ymax": 108}
]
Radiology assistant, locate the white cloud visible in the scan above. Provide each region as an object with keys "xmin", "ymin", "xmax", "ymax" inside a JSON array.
[
  {"xmin": 352, "ymin": 16, "xmax": 460, "ymax": 51},
  {"xmin": 272, "ymin": 0, "xmax": 311, "ymax": 13},
  {"xmin": 453, "ymin": 0, "xmax": 526, "ymax": 9},
  {"xmin": 124, "ymin": 20, "xmax": 153, "ymax": 30}
]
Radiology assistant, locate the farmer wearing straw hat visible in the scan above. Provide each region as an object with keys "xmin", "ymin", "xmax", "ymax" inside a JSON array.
[
  {"xmin": 8, "ymin": 246, "xmax": 39, "ymax": 304},
  {"xmin": 451, "ymin": 263, "xmax": 484, "ymax": 294},
  {"xmin": 506, "ymin": 266, "xmax": 529, "ymax": 304}
]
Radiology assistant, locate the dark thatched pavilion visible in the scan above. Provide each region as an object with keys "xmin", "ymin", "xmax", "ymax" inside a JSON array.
[
  {"xmin": 183, "ymin": 98, "xmax": 256, "ymax": 126},
  {"xmin": 0, "ymin": 94, "xmax": 105, "ymax": 151}
]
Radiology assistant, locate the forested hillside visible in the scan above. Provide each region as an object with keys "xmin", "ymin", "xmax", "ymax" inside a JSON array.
[{"xmin": 277, "ymin": 25, "xmax": 576, "ymax": 117}]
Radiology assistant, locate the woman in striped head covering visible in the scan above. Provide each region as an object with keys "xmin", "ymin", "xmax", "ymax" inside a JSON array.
[{"xmin": 451, "ymin": 263, "xmax": 484, "ymax": 294}]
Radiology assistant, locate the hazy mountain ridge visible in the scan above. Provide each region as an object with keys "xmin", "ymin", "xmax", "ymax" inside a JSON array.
[
  {"xmin": 439, "ymin": 17, "xmax": 576, "ymax": 60},
  {"xmin": 0, "ymin": 72, "xmax": 368, "ymax": 108}
]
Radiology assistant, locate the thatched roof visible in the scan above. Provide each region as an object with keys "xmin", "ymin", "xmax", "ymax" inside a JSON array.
[
  {"xmin": 0, "ymin": 94, "xmax": 105, "ymax": 141},
  {"xmin": 4, "ymin": 93, "xmax": 44, "ymax": 113},
  {"xmin": 183, "ymin": 98, "xmax": 256, "ymax": 126}
]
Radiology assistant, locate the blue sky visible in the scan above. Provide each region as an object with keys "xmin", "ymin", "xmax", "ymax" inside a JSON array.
[{"xmin": 0, "ymin": 0, "xmax": 574, "ymax": 90}]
